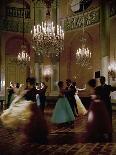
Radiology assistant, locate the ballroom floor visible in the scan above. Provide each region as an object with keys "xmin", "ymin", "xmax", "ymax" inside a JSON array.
[{"xmin": 0, "ymin": 105, "xmax": 116, "ymax": 155}]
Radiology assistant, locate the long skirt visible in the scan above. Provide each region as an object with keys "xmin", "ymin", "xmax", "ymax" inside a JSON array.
[
  {"xmin": 75, "ymin": 94, "xmax": 87, "ymax": 115},
  {"xmin": 51, "ymin": 97, "xmax": 75, "ymax": 124}
]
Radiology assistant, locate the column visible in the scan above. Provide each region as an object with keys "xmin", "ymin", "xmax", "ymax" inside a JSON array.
[
  {"xmin": 100, "ymin": 0, "xmax": 110, "ymax": 84},
  {"xmin": 0, "ymin": 33, "xmax": 6, "ymax": 97}
]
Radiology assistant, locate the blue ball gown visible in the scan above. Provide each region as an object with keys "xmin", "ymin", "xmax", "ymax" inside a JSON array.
[{"xmin": 51, "ymin": 96, "xmax": 75, "ymax": 124}]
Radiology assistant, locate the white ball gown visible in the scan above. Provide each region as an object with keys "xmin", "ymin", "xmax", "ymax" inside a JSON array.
[
  {"xmin": 0, "ymin": 95, "xmax": 33, "ymax": 128},
  {"xmin": 75, "ymin": 92, "xmax": 87, "ymax": 115},
  {"xmin": 0, "ymin": 93, "xmax": 48, "ymax": 143}
]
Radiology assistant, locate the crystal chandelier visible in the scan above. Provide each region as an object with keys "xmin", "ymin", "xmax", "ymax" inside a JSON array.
[
  {"xmin": 31, "ymin": 0, "xmax": 64, "ymax": 57},
  {"xmin": 17, "ymin": 0, "xmax": 30, "ymax": 65},
  {"xmin": 76, "ymin": 3, "xmax": 91, "ymax": 66},
  {"xmin": 17, "ymin": 45, "xmax": 30, "ymax": 65},
  {"xmin": 76, "ymin": 37, "xmax": 91, "ymax": 66}
]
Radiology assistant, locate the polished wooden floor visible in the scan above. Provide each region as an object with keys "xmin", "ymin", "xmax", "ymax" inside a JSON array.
[{"xmin": 0, "ymin": 105, "xmax": 116, "ymax": 155}]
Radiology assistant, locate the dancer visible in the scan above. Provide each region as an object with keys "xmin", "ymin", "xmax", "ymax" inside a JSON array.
[
  {"xmin": 0, "ymin": 77, "xmax": 48, "ymax": 143},
  {"xmin": 24, "ymin": 77, "xmax": 38, "ymax": 102},
  {"xmin": 51, "ymin": 81, "xmax": 75, "ymax": 127},
  {"xmin": 39, "ymin": 82, "xmax": 47, "ymax": 113},
  {"xmin": 13, "ymin": 82, "xmax": 21, "ymax": 97},
  {"xmin": 65, "ymin": 79, "xmax": 78, "ymax": 117},
  {"xmin": 0, "ymin": 84, "xmax": 31, "ymax": 129},
  {"xmin": 72, "ymin": 82, "xmax": 87, "ymax": 115},
  {"xmin": 36, "ymin": 83, "xmax": 41, "ymax": 107},
  {"xmin": 86, "ymin": 79, "xmax": 112, "ymax": 142},
  {"xmin": 96, "ymin": 76, "xmax": 116, "ymax": 122},
  {"xmin": 22, "ymin": 77, "xmax": 48, "ymax": 143}
]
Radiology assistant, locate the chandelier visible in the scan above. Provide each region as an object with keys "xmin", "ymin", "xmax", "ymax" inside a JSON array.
[
  {"xmin": 31, "ymin": 0, "xmax": 64, "ymax": 57},
  {"xmin": 17, "ymin": 0, "xmax": 30, "ymax": 65},
  {"xmin": 17, "ymin": 45, "xmax": 30, "ymax": 65},
  {"xmin": 76, "ymin": 3, "xmax": 91, "ymax": 66}
]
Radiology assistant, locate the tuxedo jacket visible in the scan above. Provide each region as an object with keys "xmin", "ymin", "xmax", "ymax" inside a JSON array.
[
  {"xmin": 96, "ymin": 84, "xmax": 116, "ymax": 103},
  {"xmin": 65, "ymin": 85, "xmax": 76, "ymax": 102},
  {"xmin": 24, "ymin": 87, "xmax": 38, "ymax": 102}
]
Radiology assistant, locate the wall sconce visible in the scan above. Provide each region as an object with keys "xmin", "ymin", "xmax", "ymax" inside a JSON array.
[
  {"xmin": 108, "ymin": 50, "xmax": 116, "ymax": 81},
  {"xmin": 108, "ymin": 65, "xmax": 116, "ymax": 80},
  {"xmin": 42, "ymin": 65, "xmax": 53, "ymax": 82}
]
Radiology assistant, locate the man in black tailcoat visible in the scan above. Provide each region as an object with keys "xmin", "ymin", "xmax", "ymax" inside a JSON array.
[
  {"xmin": 24, "ymin": 77, "xmax": 38, "ymax": 103},
  {"xmin": 96, "ymin": 76, "xmax": 116, "ymax": 122},
  {"xmin": 65, "ymin": 79, "xmax": 78, "ymax": 117}
]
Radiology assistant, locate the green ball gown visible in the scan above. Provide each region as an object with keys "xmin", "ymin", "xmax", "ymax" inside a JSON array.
[{"xmin": 51, "ymin": 96, "xmax": 75, "ymax": 124}]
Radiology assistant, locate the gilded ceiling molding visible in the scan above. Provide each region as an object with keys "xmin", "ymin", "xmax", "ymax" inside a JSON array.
[
  {"xmin": 62, "ymin": 7, "xmax": 100, "ymax": 32},
  {"xmin": 0, "ymin": 1, "xmax": 116, "ymax": 33},
  {"xmin": 61, "ymin": 0, "xmax": 116, "ymax": 32},
  {"xmin": 6, "ymin": 7, "xmax": 30, "ymax": 18},
  {"xmin": 0, "ymin": 20, "xmax": 32, "ymax": 33}
]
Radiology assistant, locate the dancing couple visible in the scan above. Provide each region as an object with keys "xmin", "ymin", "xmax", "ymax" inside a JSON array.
[
  {"xmin": 0, "ymin": 77, "xmax": 48, "ymax": 143},
  {"xmin": 51, "ymin": 79, "xmax": 87, "ymax": 128}
]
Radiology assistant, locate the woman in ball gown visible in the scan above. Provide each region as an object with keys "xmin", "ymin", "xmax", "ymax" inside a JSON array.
[
  {"xmin": 86, "ymin": 79, "xmax": 112, "ymax": 141},
  {"xmin": 0, "ymin": 77, "xmax": 48, "ymax": 143},
  {"xmin": 51, "ymin": 81, "xmax": 75, "ymax": 126},
  {"xmin": 0, "ymin": 84, "xmax": 32, "ymax": 129},
  {"xmin": 72, "ymin": 82, "xmax": 87, "ymax": 116}
]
